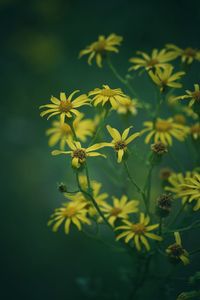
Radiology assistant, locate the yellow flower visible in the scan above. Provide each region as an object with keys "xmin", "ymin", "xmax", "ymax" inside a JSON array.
[
  {"xmin": 105, "ymin": 125, "xmax": 140, "ymax": 163},
  {"xmin": 178, "ymin": 173, "xmax": 200, "ymax": 211},
  {"xmin": 190, "ymin": 123, "xmax": 200, "ymax": 139},
  {"xmin": 89, "ymin": 85, "xmax": 130, "ymax": 110},
  {"xmin": 115, "ymin": 98, "xmax": 138, "ymax": 115},
  {"xmin": 52, "ymin": 140, "xmax": 107, "ymax": 168},
  {"xmin": 115, "ymin": 213, "xmax": 162, "ymax": 251},
  {"xmin": 47, "ymin": 201, "xmax": 91, "ymax": 234},
  {"xmin": 100, "ymin": 195, "xmax": 139, "ymax": 226},
  {"xmin": 46, "ymin": 114, "xmax": 95, "ymax": 149},
  {"xmin": 166, "ymin": 232, "xmax": 190, "ymax": 265},
  {"xmin": 66, "ymin": 175, "xmax": 108, "ymax": 217},
  {"xmin": 173, "ymin": 84, "xmax": 200, "ymax": 108},
  {"xmin": 149, "ymin": 66, "xmax": 185, "ymax": 92},
  {"xmin": 40, "ymin": 91, "xmax": 90, "ymax": 123},
  {"xmin": 79, "ymin": 33, "xmax": 123, "ymax": 67},
  {"xmin": 166, "ymin": 44, "xmax": 200, "ymax": 64},
  {"xmin": 129, "ymin": 48, "xmax": 176, "ymax": 71},
  {"xmin": 142, "ymin": 118, "xmax": 187, "ymax": 146}
]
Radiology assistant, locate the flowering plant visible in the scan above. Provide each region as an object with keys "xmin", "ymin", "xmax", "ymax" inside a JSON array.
[{"xmin": 40, "ymin": 34, "xmax": 200, "ymax": 299}]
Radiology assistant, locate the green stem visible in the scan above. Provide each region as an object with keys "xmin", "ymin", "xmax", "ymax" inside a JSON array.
[
  {"xmin": 164, "ymin": 220, "xmax": 200, "ymax": 235},
  {"xmin": 88, "ymin": 110, "xmax": 109, "ymax": 146}
]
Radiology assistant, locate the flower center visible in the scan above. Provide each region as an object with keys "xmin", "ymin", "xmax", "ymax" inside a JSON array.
[
  {"xmin": 169, "ymin": 244, "xmax": 184, "ymax": 257},
  {"xmin": 192, "ymin": 91, "xmax": 200, "ymax": 102},
  {"xmin": 184, "ymin": 47, "xmax": 196, "ymax": 57},
  {"xmin": 191, "ymin": 124, "xmax": 200, "ymax": 135},
  {"xmin": 155, "ymin": 120, "xmax": 172, "ymax": 132},
  {"xmin": 93, "ymin": 40, "xmax": 106, "ymax": 52},
  {"xmin": 60, "ymin": 123, "xmax": 72, "ymax": 135},
  {"xmin": 147, "ymin": 58, "xmax": 159, "ymax": 66},
  {"xmin": 101, "ymin": 88, "xmax": 116, "ymax": 97},
  {"xmin": 73, "ymin": 149, "xmax": 86, "ymax": 160},
  {"xmin": 114, "ymin": 141, "xmax": 126, "ymax": 151},
  {"xmin": 59, "ymin": 100, "xmax": 73, "ymax": 113},
  {"xmin": 110, "ymin": 207, "xmax": 122, "ymax": 216},
  {"xmin": 131, "ymin": 223, "xmax": 146, "ymax": 234},
  {"xmin": 62, "ymin": 206, "xmax": 76, "ymax": 217}
]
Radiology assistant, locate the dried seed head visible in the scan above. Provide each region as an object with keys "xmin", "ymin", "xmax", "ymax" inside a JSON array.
[
  {"xmin": 151, "ymin": 141, "xmax": 168, "ymax": 155},
  {"xmin": 159, "ymin": 168, "xmax": 173, "ymax": 180},
  {"xmin": 156, "ymin": 193, "xmax": 172, "ymax": 217}
]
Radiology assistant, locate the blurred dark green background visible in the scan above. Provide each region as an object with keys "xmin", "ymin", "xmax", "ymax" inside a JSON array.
[{"xmin": 1, "ymin": 0, "xmax": 200, "ymax": 299}]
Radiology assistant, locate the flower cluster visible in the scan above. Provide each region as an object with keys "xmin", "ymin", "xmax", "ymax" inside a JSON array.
[{"xmin": 40, "ymin": 33, "xmax": 200, "ymax": 287}]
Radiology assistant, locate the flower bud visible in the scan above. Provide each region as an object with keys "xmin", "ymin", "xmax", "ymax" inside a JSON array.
[
  {"xmin": 156, "ymin": 193, "xmax": 172, "ymax": 217},
  {"xmin": 151, "ymin": 141, "xmax": 168, "ymax": 155},
  {"xmin": 57, "ymin": 182, "xmax": 67, "ymax": 193}
]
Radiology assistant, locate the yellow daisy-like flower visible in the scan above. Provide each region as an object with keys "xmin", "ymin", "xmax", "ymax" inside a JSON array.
[
  {"xmin": 79, "ymin": 33, "xmax": 123, "ymax": 67},
  {"xmin": 67, "ymin": 175, "xmax": 108, "ymax": 217},
  {"xmin": 39, "ymin": 91, "xmax": 90, "ymax": 123},
  {"xmin": 115, "ymin": 213, "xmax": 162, "ymax": 251},
  {"xmin": 166, "ymin": 44, "xmax": 200, "ymax": 64},
  {"xmin": 166, "ymin": 232, "xmax": 190, "ymax": 265},
  {"xmin": 100, "ymin": 195, "xmax": 139, "ymax": 226},
  {"xmin": 178, "ymin": 173, "xmax": 200, "ymax": 211},
  {"xmin": 142, "ymin": 118, "xmax": 187, "ymax": 146},
  {"xmin": 52, "ymin": 140, "xmax": 107, "ymax": 168},
  {"xmin": 129, "ymin": 48, "xmax": 176, "ymax": 71},
  {"xmin": 89, "ymin": 85, "xmax": 130, "ymax": 110},
  {"xmin": 190, "ymin": 123, "xmax": 200, "ymax": 139},
  {"xmin": 173, "ymin": 84, "xmax": 200, "ymax": 108},
  {"xmin": 47, "ymin": 201, "xmax": 91, "ymax": 234},
  {"xmin": 46, "ymin": 114, "xmax": 95, "ymax": 150},
  {"xmin": 115, "ymin": 98, "xmax": 138, "ymax": 115},
  {"xmin": 149, "ymin": 66, "xmax": 185, "ymax": 92},
  {"xmin": 105, "ymin": 125, "xmax": 140, "ymax": 163}
]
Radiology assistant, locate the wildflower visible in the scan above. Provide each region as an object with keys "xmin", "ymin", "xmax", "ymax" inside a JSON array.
[
  {"xmin": 129, "ymin": 48, "xmax": 176, "ymax": 71},
  {"xmin": 67, "ymin": 175, "xmax": 108, "ymax": 217},
  {"xmin": 166, "ymin": 44, "xmax": 200, "ymax": 64},
  {"xmin": 105, "ymin": 125, "xmax": 140, "ymax": 163},
  {"xmin": 115, "ymin": 213, "xmax": 162, "ymax": 251},
  {"xmin": 79, "ymin": 33, "xmax": 123, "ymax": 67},
  {"xmin": 48, "ymin": 201, "xmax": 91, "ymax": 234},
  {"xmin": 100, "ymin": 195, "xmax": 139, "ymax": 226},
  {"xmin": 115, "ymin": 98, "xmax": 138, "ymax": 115},
  {"xmin": 181, "ymin": 106, "xmax": 198, "ymax": 120},
  {"xmin": 142, "ymin": 118, "xmax": 187, "ymax": 146},
  {"xmin": 166, "ymin": 232, "xmax": 190, "ymax": 265},
  {"xmin": 151, "ymin": 141, "xmax": 168, "ymax": 155},
  {"xmin": 190, "ymin": 123, "xmax": 200, "ymax": 139},
  {"xmin": 156, "ymin": 193, "xmax": 172, "ymax": 217},
  {"xmin": 40, "ymin": 91, "xmax": 90, "ymax": 123},
  {"xmin": 52, "ymin": 140, "xmax": 108, "ymax": 168},
  {"xmin": 89, "ymin": 85, "xmax": 130, "ymax": 110},
  {"xmin": 46, "ymin": 114, "xmax": 95, "ymax": 149},
  {"xmin": 149, "ymin": 66, "xmax": 185, "ymax": 92},
  {"xmin": 179, "ymin": 173, "xmax": 200, "ymax": 211},
  {"xmin": 173, "ymin": 84, "xmax": 200, "ymax": 108}
]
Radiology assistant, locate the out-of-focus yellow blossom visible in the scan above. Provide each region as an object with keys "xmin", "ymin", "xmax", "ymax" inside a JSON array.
[
  {"xmin": 129, "ymin": 49, "xmax": 176, "ymax": 71},
  {"xmin": 190, "ymin": 123, "xmax": 200, "ymax": 139},
  {"xmin": 100, "ymin": 195, "xmax": 139, "ymax": 226},
  {"xmin": 67, "ymin": 175, "xmax": 108, "ymax": 217},
  {"xmin": 166, "ymin": 44, "xmax": 200, "ymax": 64},
  {"xmin": 52, "ymin": 140, "xmax": 108, "ymax": 168},
  {"xmin": 142, "ymin": 118, "xmax": 187, "ymax": 146},
  {"xmin": 40, "ymin": 91, "xmax": 90, "ymax": 123},
  {"xmin": 166, "ymin": 232, "xmax": 190, "ymax": 265},
  {"xmin": 115, "ymin": 98, "xmax": 138, "ymax": 115},
  {"xmin": 115, "ymin": 213, "xmax": 162, "ymax": 251},
  {"xmin": 149, "ymin": 66, "xmax": 185, "ymax": 92},
  {"xmin": 178, "ymin": 173, "xmax": 200, "ymax": 211},
  {"xmin": 173, "ymin": 84, "xmax": 200, "ymax": 108},
  {"xmin": 79, "ymin": 33, "xmax": 123, "ymax": 67},
  {"xmin": 165, "ymin": 171, "xmax": 200, "ymax": 210},
  {"xmin": 173, "ymin": 114, "xmax": 186, "ymax": 125},
  {"xmin": 48, "ymin": 201, "xmax": 91, "ymax": 234},
  {"xmin": 105, "ymin": 125, "xmax": 140, "ymax": 163},
  {"xmin": 89, "ymin": 85, "xmax": 130, "ymax": 110},
  {"xmin": 46, "ymin": 114, "xmax": 96, "ymax": 149}
]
